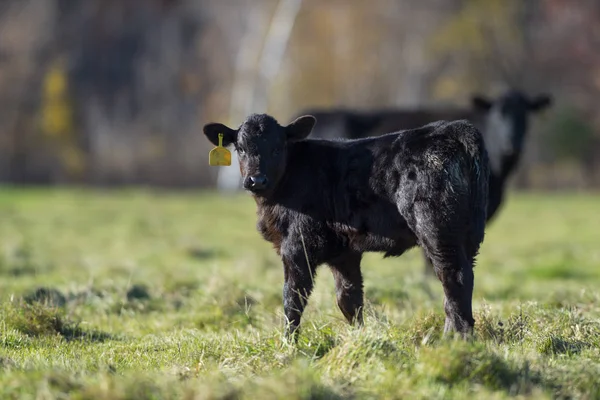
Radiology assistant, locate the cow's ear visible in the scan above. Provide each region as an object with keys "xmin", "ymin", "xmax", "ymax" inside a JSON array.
[
  {"xmin": 203, "ymin": 123, "xmax": 238, "ymax": 147},
  {"xmin": 528, "ymin": 94, "xmax": 552, "ymax": 112},
  {"xmin": 471, "ymin": 95, "xmax": 493, "ymax": 111},
  {"xmin": 286, "ymin": 115, "xmax": 316, "ymax": 141}
]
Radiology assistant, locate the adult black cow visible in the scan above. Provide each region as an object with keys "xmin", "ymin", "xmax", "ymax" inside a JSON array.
[
  {"xmin": 300, "ymin": 90, "xmax": 552, "ymax": 275},
  {"xmin": 203, "ymin": 113, "xmax": 489, "ymax": 339}
]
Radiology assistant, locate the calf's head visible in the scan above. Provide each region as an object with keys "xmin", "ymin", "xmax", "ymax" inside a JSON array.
[
  {"xmin": 203, "ymin": 113, "xmax": 316, "ymax": 196},
  {"xmin": 472, "ymin": 90, "xmax": 552, "ymax": 173}
]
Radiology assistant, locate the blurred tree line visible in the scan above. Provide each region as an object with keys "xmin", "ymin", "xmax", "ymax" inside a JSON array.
[{"xmin": 0, "ymin": 0, "xmax": 598, "ymax": 188}]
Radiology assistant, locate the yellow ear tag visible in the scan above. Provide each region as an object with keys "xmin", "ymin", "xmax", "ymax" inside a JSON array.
[{"xmin": 208, "ymin": 133, "xmax": 231, "ymax": 166}]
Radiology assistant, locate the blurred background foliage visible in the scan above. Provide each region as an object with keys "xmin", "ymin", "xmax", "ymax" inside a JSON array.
[{"xmin": 0, "ymin": 0, "xmax": 599, "ymax": 189}]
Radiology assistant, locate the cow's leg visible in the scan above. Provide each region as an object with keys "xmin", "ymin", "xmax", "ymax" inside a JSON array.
[
  {"xmin": 282, "ymin": 252, "xmax": 317, "ymax": 340},
  {"xmin": 427, "ymin": 245, "xmax": 474, "ymax": 337},
  {"xmin": 410, "ymin": 203, "xmax": 475, "ymax": 338},
  {"xmin": 329, "ymin": 252, "xmax": 364, "ymax": 325}
]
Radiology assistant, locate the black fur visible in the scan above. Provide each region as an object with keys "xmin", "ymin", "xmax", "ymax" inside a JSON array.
[
  {"xmin": 203, "ymin": 114, "xmax": 490, "ymax": 339},
  {"xmin": 299, "ymin": 90, "xmax": 552, "ymax": 275}
]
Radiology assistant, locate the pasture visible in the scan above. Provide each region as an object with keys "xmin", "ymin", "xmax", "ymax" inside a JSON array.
[{"xmin": 1, "ymin": 187, "xmax": 599, "ymax": 399}]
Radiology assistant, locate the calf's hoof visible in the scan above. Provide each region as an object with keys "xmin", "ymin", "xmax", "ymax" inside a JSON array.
[
  {"xmin": 443, "ymin": 317, "xmax": 475, "ymax": 340},
  {"xmin": 283, "ymin": 323, "xmax": 301, "ymax": 344}
]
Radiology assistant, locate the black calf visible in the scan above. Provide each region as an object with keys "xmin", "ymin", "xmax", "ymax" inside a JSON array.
[{"xmin": 203, "ymin": 114, "xmax": 489, "ymax": 338}]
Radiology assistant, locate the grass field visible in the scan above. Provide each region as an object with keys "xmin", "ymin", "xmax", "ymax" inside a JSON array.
[{"xmin": 1, "ymin": 187, "xmax": 599, "ymax": 399}]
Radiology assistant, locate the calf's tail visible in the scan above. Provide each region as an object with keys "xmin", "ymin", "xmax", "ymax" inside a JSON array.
[{"xmin": 455, "ymin": 120, "xmax": 490, "ymax": 251}]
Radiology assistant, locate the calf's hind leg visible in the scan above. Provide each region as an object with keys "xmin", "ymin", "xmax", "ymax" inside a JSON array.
[
  {"xmin": 328, "ymin": 252, "xmax": 364, "ymax": 325},
  {"xmin": 429, "ymin": 245, "xmax": 475, "ymax": 337},
  {"xmin": 408, "ymin": 198, "xmax": 476, "ymax": 337}
]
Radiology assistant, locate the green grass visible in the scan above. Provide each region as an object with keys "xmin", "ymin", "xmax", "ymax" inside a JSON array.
[{"xmin": 1, "ymin": 187, "xmax": 599, "ymax": 399}]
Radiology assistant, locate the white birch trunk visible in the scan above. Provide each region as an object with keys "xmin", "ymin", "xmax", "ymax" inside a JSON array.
[{"xmin": 217, "ymin": 0, "xmax": 303, "ymax": 192}]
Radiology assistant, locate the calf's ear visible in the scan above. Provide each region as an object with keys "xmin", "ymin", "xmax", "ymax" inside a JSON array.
[
  {"xmin": 203, "ymin": 123, "xmax": 238, "ymax": 147},
  {"xmin": 528, "ymin": 94, "xmax": 552, "ymax": 112},
  {"xmin": 286, "ymin": 115, "xmax": 316, "ymax": 141},
  {"xmin": 471, "ymin": 95, "xmax": 493, "ymax": 111}
]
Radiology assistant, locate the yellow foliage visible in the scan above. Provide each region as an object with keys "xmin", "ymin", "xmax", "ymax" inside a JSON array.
[
  {"xmin": 432, "ymin": 77, "xmax": 463, "ymax": 101},
  {"xmin": 44, "ymin": 64, "xmax": 68, "ymax": 99},
  {"xmin": 41, "ymin": 61, "xmax": 73, "ymax": 138},
  {"xmin": 42, "ymin": 102, "xmax": 72, "ymax": 139},
  {"xmin": 429, "ymin": 0, "xmax": 522, "ymax": 57},
  {"xmin": 40, "ymin": 59, "xmax": 86, "ymax": 179},
  {"xmin": 427, "ymin": 0, "xmax": 524, "ymax": 100}
]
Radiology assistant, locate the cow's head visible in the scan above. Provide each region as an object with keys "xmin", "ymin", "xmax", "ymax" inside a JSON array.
[
  {"xmin": 203, "ymin": 113, "xmax": 316, "ymax": 196},
  {"xmin": 471, "ymin": 90, "xmax": 552, "ymax": 173}
]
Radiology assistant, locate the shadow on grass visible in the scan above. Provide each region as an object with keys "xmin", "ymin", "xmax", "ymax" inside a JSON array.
[
  {"xmin": 186, "ymin": 246, "xmax": 223, "ymax": 260},
  {"xmin": 537, "ymin": 335, "xmax": 592, "ymax": 356},
  {"xmin": 418, "ymin": 341, "xmax": 524, "ymax": 392},
  {"xmin": 24, "ymin": 287, "xmax": 67, "ymax": 307},
  {"xmin": 0, "ymin": 264, "xmax": 38, "ymax": 277},
  {"xmin": 4, "ymin": 302, "xmax": 117, "ymax": 343},
  {"xmin": 472, "ymin": 307, "xmax": 599, "ymax": 397},
  {"xmin": 416, "ymin": 340, "xmax": 576, "ymax": 397},
  {"xmin": 0, "ymin": 244, "xmax": 51, "ymax": 277}
]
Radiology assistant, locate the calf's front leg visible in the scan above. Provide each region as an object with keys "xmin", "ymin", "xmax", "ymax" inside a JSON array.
[{"xmin": 282, "ymin": 252, "xmax": 316, "ymax": 340}]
